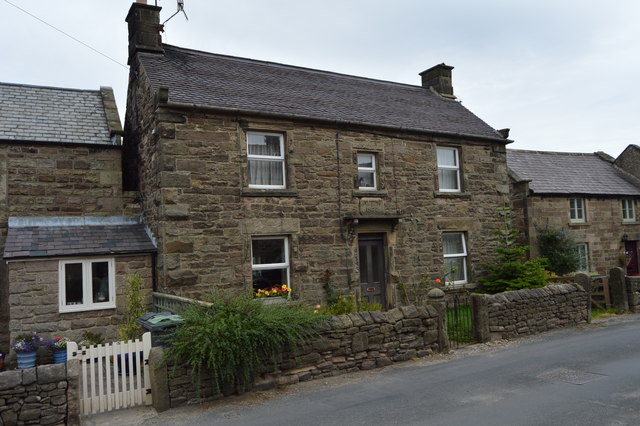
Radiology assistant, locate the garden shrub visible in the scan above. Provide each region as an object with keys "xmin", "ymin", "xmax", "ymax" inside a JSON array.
[
  {"xmin": 536, "ymin": 225, "xmax": 579, "ymax": 276},
  {"xmin": 165, "ymin": 293, "xmax": 327, "ymax": 395},
  {"xmin": 480, "ymin": 206, "xmax": 548, "ymax": 294}
]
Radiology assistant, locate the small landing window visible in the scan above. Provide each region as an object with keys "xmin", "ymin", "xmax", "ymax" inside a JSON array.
[
  {"xmin": 247, "ymin": 132, "xmax": 286, "ymax": 189},
  {"xmin": 443, "ymin": 232, "xmax": 468, "ymax": 284},
  {"xmin": 622, "ymin": 199, "xmax": 636, "ymax": 222},
  {"xmin": 59, "ymin": 258, "xmax": 115, "ymax": 313},
  {"xmin": 357, "ymin": 153, "xmax": 377, "ymax": 190},
  {"xmin": 437, "ymin": 147, "xmax": 460, "ymax": 192},
  {"xmin": 569, "ymin": 198, "xmax": 586, "ymax": 223}
]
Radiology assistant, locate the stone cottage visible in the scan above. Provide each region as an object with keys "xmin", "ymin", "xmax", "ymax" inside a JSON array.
[
  {"xmin": 123, "ymin": 1, "xmax": 512, "ymax": 307},
  {"xmin": 0, "ymin": 82, "xmax": 156, "ymax": 351},
  {"xmin": 508, "ymin": 149, "xmax": 640, "ymax": 276}
]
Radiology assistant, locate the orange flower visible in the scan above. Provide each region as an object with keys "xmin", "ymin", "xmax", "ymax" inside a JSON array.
[{"xmin": 435, "ymin": 279, "xmax": 441, "ymax": 284}]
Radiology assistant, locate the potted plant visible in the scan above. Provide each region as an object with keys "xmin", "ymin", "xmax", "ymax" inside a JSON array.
[
  {"xmin": 50, "ymin": 337, "xmax": 69, "ymax": 364},
  {"xmin": 13, "ymin": 332, "xmax": 43, "ymax": 369}
]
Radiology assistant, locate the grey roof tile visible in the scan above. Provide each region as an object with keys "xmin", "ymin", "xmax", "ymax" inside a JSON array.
[
  {"xmin": 507, "ymin": 149, "xmax": 640, "ymax": 196},
  {"xmin": 139, "ymin": 45, "xmax": 502, "ymax": 141},
  {"xmin": 3, "ymin": 221, "xmax": 157, "ymax": 259},
  {"xmin": 0, "ymin": 83, "xmax": 116, "ymax": 145}
]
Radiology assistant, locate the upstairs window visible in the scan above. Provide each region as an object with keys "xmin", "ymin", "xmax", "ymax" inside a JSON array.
[
  {"xmin": 569, "ymin": 198, "xmax": 586, "ymax": 223},
  {"xmin": 622, "ymin": 199, "xmax": 636, "ymax": 222},
  {"xmin": 247, "ymin": 132, "xmax": 286, "ymax": 189},
  {"xmin": 357, "ymin": 153, "xmax": 377, "ymax": 190},
  {"xmin": 437, "ymin": 147, "xmax": 460, "ymax": 192},
  {"xmin": 59, "ymin": 258, "xmax": 115, "ymax": 313},
  {"xmin": 251, "ymin": 237, "xmax": 290, "ymax": 292},
  {"xmin": 443, "ymin": 232, "xmax": 468, "ymax": 284}
]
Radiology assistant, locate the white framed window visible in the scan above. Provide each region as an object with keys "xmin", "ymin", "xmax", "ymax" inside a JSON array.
[
  {"xmin": 59, "ymin": 258, "xmax": 115, "ymax": 313},
  {"xmin": 437, "ymin": 147, "xmax": 460, "ymax": 192},
  {"xmin": 251, "ymin": 237, "xmax": 290, "ymax": 291},
  {"xmin": 247, "ymin": 132, "xmax": 286, "ymax": 189},
  {"xmin": 569, "ymin": 198, "xmax": 586, "ymax": 223},
  {"xmin": 357, "ymin": 153, "xmax": 377, "ymax": 190},
  {"xmin": 443, "ymin": 232, "xmax": 468, "ymax": 285},
  {"xmin": 622, "ymin": 199, "xmax": 636, "ymax": 222},
  {"xmin": 576, "ymin": 243, "xmax": 589, "ymax": 273}
]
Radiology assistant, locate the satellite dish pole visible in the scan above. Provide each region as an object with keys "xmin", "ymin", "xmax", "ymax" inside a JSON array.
[{"xmin": 163, "ymin": 0, "xmax": 188, "ymax": 25}]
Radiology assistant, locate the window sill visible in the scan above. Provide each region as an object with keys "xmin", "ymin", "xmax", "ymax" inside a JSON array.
[
  {"xmin": 568, "ymin": 221, "xmax": 588, "ymax": 227},
  {"xmin": 242, "ymin": 189, "xmax": 299, "ymax": 197},
  {"xmin": 352, "ymin": 189, "xmax": 388, "ymax": 198},
  {"xmin": 622, "ymin": 220, "xmax": 637, "ymax": 225},
  {"xmin": 59, "ymin": 303, "xmax": 116, "ymax": 314},
  {"xmin": 434, "ymin": 191, "xmax": 471, "ymax": 199}
]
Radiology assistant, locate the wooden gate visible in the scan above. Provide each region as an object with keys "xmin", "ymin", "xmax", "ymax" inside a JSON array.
[{"xmin": 67, "ymin": 332, "xmax": 152, "ymax": 416}]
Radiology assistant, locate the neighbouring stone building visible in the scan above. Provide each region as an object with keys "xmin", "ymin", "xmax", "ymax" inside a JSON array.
[
  {"xmin": 0, "ymin": 82, "xmax": 156, "ymax": 353},
  {"xmin": 508, "ymin": 149, "xmax": 640, "ymax": 276},
  {"xmin": 123, "ymin": 2, "xmax": 512, "ymax": 307}
]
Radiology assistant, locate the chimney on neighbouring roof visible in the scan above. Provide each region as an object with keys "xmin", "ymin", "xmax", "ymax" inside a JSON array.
[
  {"xmin": 126, "ymin": 1, "xmax": 164, "ymax": 65},
  {"xmin": 419, "ymin": 64, "xmax": 455, "ymax": 98}
]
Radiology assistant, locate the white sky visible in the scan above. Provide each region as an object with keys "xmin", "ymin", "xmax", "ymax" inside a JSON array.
[{"xmin": 1, "ymin": 0, "xmax": 639, "ymax": 157}]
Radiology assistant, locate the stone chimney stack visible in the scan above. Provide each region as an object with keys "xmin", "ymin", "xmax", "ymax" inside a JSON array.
[
  {"xmin": 419, "ymin": 64, "xmax": 455, "ymax": 98},
  {"xmin": 126, "ymin": 1, "xmax": 164, "ymax": 65}
]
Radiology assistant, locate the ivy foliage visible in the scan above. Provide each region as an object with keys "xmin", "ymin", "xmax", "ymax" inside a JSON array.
[
  {"xmin": 536, "ymin": 225, "xmax": 579, "ymax": 276},
  {"xmin": 480, "ymin": 206, "xmax": 548, "ymax": 294},
  {"xmin": 165, "ymin": 293, "xmax": 327, "ymax": 395}
]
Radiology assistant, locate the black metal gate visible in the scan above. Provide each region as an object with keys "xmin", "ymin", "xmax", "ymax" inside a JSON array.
[{"xmin": 446, "ymin": 293, "xmax": 475, "ymax": 348}]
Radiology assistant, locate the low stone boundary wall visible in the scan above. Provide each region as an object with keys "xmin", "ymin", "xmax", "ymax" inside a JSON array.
[
  {"xmin": 150, "ymin": 305, "xmax": 442, "ymax": 409},
  {"xmin": 626, "ymin": 276, "xmax": 640, "ymax": 313},
  {"xmin": 0, "ymin": 363, "xmax": 77, "ymax": 426},
  {"xmin": 472, "ymin": 284, "xmax": 589, "ymax": 341}
]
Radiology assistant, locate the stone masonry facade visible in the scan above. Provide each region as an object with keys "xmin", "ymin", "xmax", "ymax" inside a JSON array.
[
  {"xmin": 124, "ymin": 78, "xmax": 510, "ymax": 305},
  {"xmin": 155, "ymin": 304, "xmax": 441, "ymax": 407},
  {"xmin": 509, "ymin": 191, "xmax": 640, "ymax": 275}
]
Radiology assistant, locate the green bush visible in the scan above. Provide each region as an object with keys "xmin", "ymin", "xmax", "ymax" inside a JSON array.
[
  {"xmin": 118, "ymin": 274, "xmax": 146, "ymax": 341},
  {"xmin": 480, "ymin": 206, "xmax": 548, "ymax": 294},
  {"xmin": 165, "ymin": 293, "xmax": 327, "ymax": 395},
  {"xmin": 536, "ymin": 226, "xmax": 579, "ymax": 276}
]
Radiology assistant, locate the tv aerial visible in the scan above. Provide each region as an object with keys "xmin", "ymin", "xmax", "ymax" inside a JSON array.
[{"xmin": 163, "ymin": 0, "xmax": 188, "ymax": 25}]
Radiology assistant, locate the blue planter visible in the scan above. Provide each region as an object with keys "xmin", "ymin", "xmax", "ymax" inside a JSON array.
[
  {"xmin": 116, "ymin": 352, "xmax": 143, "ymax": 376},
  {"xmin": 53, "ymin": 349, "xmax": 67, "ymax": 364},
  {"xmin": 16, "ymin": 350, "xmax": 37, "ymax": 369}
]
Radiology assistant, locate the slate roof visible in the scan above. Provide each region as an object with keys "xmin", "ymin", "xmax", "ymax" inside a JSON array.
[
  {"xmin": 507, "ymin": 150, "xmax": 640, "ymax": 196},
  {"xmin": 3, "ymin": 216, "xmax": 157, "ymax": 260},
  {"xmin": 0, "ymin": 83, "xmax": 115, "ymax": 145},
  {"xmin": 138, "ymin": 45, "xmax": 503, "ymax": 141}
]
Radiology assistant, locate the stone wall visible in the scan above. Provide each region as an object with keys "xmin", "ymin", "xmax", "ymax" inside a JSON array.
[
  {"xmin": 124, "ymin": 63, "xmax": 511, "ymax": 305},
  {"xmin": 626, "ymin": 276, "xmax": 640, "ymax": 313},
  {"xmin": 5, "ymin": 254, "xmax": 153, "ymax": 365},
  {"xmin": 152, "ymin": 305, "xmax": 441, "ymax": 408},
  {"xmin": 473, "ymin": 284, "xmax": 588, "ymax": 341},
  {"xmin": 515, "ymin": 195, "xmax": 640, "ymax": 275},
  {"xmin": 0, "ymin": 363, "xmax": 75, "ymax": 426}
]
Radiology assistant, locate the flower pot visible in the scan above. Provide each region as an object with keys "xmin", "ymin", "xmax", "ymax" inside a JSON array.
[
  {"xmin": 16, "ymin": 350, "xmax": 37, "ymax": 369},
  {"xmin": 53, "ymin": 349, "xmax": 67, "ymax": 364}
]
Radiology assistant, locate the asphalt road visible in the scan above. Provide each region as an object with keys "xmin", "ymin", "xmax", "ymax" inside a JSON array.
[{"xmin": 92, "ymin": 315, "xmax": 640, "ymax": 426}]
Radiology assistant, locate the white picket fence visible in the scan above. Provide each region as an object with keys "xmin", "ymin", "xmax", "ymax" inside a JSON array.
[{"xmin": 67, "ymin": 332, "xmax": 152, "ymax": 415}]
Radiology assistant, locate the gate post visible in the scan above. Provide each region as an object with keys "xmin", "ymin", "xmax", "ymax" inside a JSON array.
[
  {"xmin": 66, "ymin": 357, "xmax": 81, "ymax": 426},
  {"xmin": 149, "ymin": 346, "xmax": 171, "ymax": 412},
  {"xmin": 471, "ymin": 294, "xmax": 490, "ymax": 343},
  {"xmin": 609, "ymin": 267, "xmax": 629, "ymax": 311},
  {"xmin": 427, "ymin": 288, "xmax": 450, "ymax": 353},
  {"xmin": 574, "ymin": 272, "xmax": 592, "ymax": 323}
]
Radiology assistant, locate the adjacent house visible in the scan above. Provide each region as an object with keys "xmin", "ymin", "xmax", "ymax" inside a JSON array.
[
  {"xmin": 508, "ymin": 149, "xmax": 640, "ymax": 276},
  {"xmin": 123, "ymin": 2, "xmax": 512, "ymax": 307},
  {"xmin": 0, "ymin": 82, "xmax": 156, "ymax": 350}
]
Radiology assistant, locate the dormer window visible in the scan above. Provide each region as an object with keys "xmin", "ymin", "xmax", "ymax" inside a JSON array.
[{"xmin": 247, "ymin": 132, "xmax": 286, "ymax": 189}]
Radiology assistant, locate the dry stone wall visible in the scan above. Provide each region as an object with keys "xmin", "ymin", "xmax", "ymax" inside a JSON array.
[
  {"xmin": 476, "ymin": 284, "xmax": 588, "ymax": 340},
  {"xmin": 0, "ymin": 363, "xmax": 72, "ymax": 426},
  {"xmin": 160, "ymin": 305, "xmax": 441, "ymax": 408}
]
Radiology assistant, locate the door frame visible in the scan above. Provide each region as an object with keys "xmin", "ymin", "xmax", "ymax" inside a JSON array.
[{"xmin": 357, "ymin": 232, "xmax": 387, "ymax": 308}]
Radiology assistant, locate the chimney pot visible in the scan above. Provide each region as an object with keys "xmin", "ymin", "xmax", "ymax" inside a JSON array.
[{"xmin": 419, "ymin": 64, "xmax": 455, "ymax": 98}]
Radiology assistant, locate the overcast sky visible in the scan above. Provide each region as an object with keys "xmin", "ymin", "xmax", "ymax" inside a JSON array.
[{"xmin": 1, "ymin": 0, "xmax": 639, "ymax": 157}]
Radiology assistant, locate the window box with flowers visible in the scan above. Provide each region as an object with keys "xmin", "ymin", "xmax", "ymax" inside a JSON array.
[
  {"xmin": 13, "ymin": 332, "xmax": 44, "ymax": 369},
  {"xmin": 255, "ymin": 284, "xmax": 292, "ymax": 304}
]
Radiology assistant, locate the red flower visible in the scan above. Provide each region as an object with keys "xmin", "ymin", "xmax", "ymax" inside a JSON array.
[{"xmin": 435, "ymin": 279, "xmax": 441, "ymax": 284}]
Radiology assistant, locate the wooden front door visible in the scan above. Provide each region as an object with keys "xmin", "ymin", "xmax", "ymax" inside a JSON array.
[
  {"xmin": 625, "ymin": 241, "xmax": 639, "ymax": 276},
  {"xmin": 358, "ymin": 234, "xmax": 386, "ymax": 307}
]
